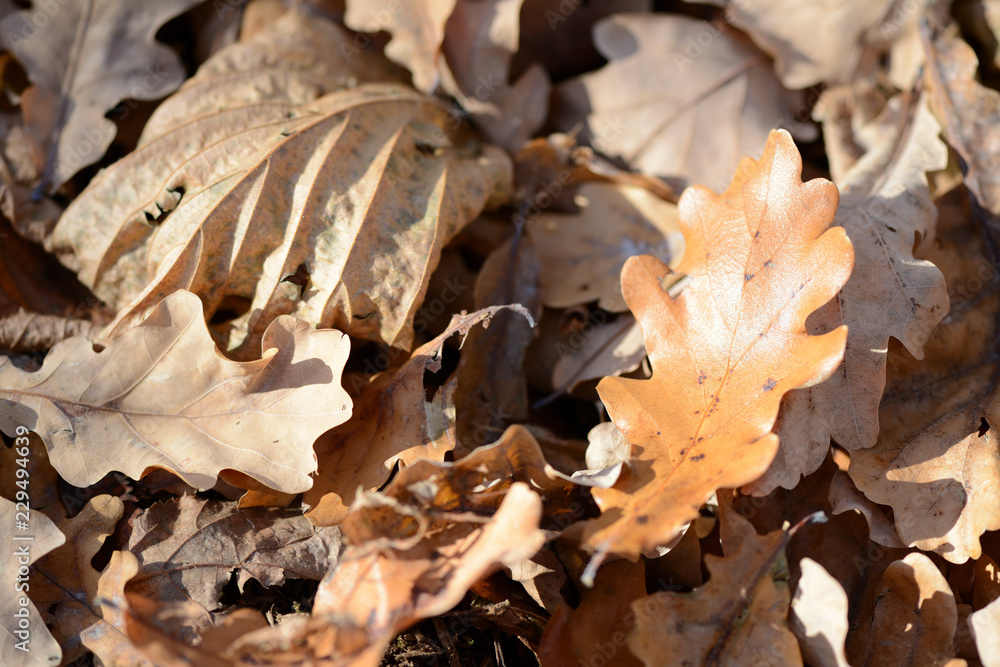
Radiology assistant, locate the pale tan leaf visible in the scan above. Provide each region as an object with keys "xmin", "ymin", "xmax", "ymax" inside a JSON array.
[
  {"xmin": 628, "ymin": 525, "xmax": 802, "ymax": 666},
  {"xmin": 0, "ymin": 290, "xmax": 352, "ymax": 493},
  {"xmin": 869, "ymin": 553, "xmax": 959, "ymax": 666},
  {"xmin": 438, "ymin": 0, "xmax": 551, "ymax": 150},
  {"xmin": 847, "ymin": 191, "xmax": 1000, "ymax": 563},
  {"xmin": 0, "ymin": 0, "xmax": 203, "ymax": 191},
  {"xmin": 752, "ymin": 91, "xmax": 948, "ymax": 493},
  {"xmin": 971, "ymin": 596, "xmax": 1000, "ymax": 667},
  {"xmin": 550, "ymin": 14, "xmax": 812, "ymax": 191},
  {"xmin": 344, "ymin": 0, "xmax": 456, "ymax": 93},
  {"xmin": 790, "ymin": 558, "xmax": 851, "ymax": 667},
  {"xmin": 725, "ymin": 0, "xmax": 905, "ymax": 89},
  {"xmin": 527, "ymin": 182, "xmax": 682, "ymax": 312}
]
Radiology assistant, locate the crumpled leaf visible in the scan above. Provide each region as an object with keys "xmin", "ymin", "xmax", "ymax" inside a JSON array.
[
  {"xmin": 550, "ymin": 14, "xmax": 812, "ymax": 191},
  {"xmin": 790, "ymin": 558, "xmax": 851, "ymax": 667},
  {"xmin": 123, "ymin": 495, "xmax": 343, "ymax": 619},
  {"xmin": 574, "ymin": 130, "xmax": 853, "ymax": 573},
  {"xmin": 847, "ymin": 188, "xmax": 1000, "ymax": 563},
  {"xmin": 867, "ymin": 553, "xmax": 960, "ymax": 666},
  {"xmin": 628, "ymin": 522, "xmax": 803, "ymax": 666},
  {"xmin": 0, "ymin": 497, "xmax": 64, "ymax": 666},
  {"xmin": 48, "ymin": 10, "xmax": 511, "ymax": 354},
  {"xmin": 304, "ymin": 304, "xmax": 534, "ymax": 526},
  {"xmin": 0, "ymin": 0, "xmax": 203, "ymax": 192},
  {"xmin": 754, "ymin": 91, "xmax": 948, "ymax": 492},
  {"xmin": 528, "ymin": 181, "xmax": 682, "ymax": 312},
  {"xmin": 311, "ymin": 480, "xmax": 546, "ymax": 665},
  {"xmin": 0, "ymin": 289, "xmax": 352, "ymax": 493}
]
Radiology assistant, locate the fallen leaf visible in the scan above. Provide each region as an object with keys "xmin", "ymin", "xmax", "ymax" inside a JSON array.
[
  {"xmin": 527, "ymin": 181, "xmax": 682, "ymax": 312},
  {"xmin": 847, "ymin": 186, "xmax": 1000, "ymax": 563},
  {"xmin": 549, "ymin": 313, "xmax": 646, "ymax": 399},
  {"xmin": 312, "ymin": 482, "xmax": 546, "ymax": 664},
  {"xmin": 305, "ymin": 305, "xmax": 534, "ymax": 526},
  {"xmin": 753, "ymin": 90, "xmax": 948, "ymax": 493},
  {"xmin": 724, "ymin": 0, "xmax": 899, "ymax": 89},
  {"xmin": 438, "ymin": 0, "xmax": 551, "ymax": 150},
  {"xmin": 970, "ymin": 596, "xmax": 1000, "ymax": 666},
  {"xmin": 65, "ymin": 81, "xmax": 510, "ymax": 355},
  {"xmin": 344, "ymin": 0, "xmax": 455, "ymax": 93},
  {"xmin": 574, "ymin": 130, "xmax": 853, "ymax": 573},
  {"xmin": 537, "ymin": 558, "xmax": 646, "ymax": 667},
  {"xmin": 790, "ymin": 558, "xmax": 851, "ymax": 667},
  {"xmin": 0, "ymin": 290, "xmax": 352, "ymax": 493},
  {"xmin": 550, "ymin": 14, "xmax": 813, "ymax": 191},
  {"xmin": 0, "ymin": 496, "xmax": 64, "ymax": 666},
  {"xmin": 867, "ymin": 553, "xmax": 960, "ymax": 667},
  {"xmin": 924, "ymin": 19, "xmax": 1000, "ymax": 217},
  {"xmin": 628, "ymin": 523, "xmax": 803, "ymax": 666},
  {"xmin": 0, "ymin": 0, "xmax": 203, "ymax": 192},
  {"xmin": 123, "ymin": 495, "xmax": 343, "ymax": 621},
  {"xmin": 28, "ymin": 495, "xmax": 134, "ymax": 665}
]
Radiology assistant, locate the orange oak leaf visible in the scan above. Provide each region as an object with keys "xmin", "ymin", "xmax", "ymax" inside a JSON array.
[{"xmin": 576, "ymin": 130, "xmax": 854, "ymax": 576}]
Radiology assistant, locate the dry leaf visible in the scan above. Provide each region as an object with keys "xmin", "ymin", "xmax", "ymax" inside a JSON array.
[
  {"xmin": 28, "ymin": 495, "xmax": 134, "ymax": 665},
  {"xmin": 924, "ymin": 19, "xmax": 1000, "ymax": 216},
  {"xmin": 724, "ymin": 0, "xmax": 900, "ymax": 89},
  {"xmin": 790, "ymin": 558, "xmax": 851, "ymax": 667},
  {"xmin": 0, "ymin": 290, "xmax": 352, "ymax": 493},
  {"xmin": 0, "ymin": 0, "xmax": 203, "ymax": 192},
  {"xmin": 867, "ymin": 553, "xmax": 960, "ymax": 666},
  {"xmin": 537, "ymin": 558, "xmax": 646, "ymax": 667},
  {"xmin": 550, "ymin": 14, "xmax": 812, "ymax": 191},
  {"xmin": 753, "ymin": 91, "xmax": 948, "ymax": 494},
  {"xmin": 970, "ymin": 596, "xmax": 1000, "ymax": 667},
  {"xmin": 62, "ymin": 82, "xmax": 510, "ymax": 354},
  {"xmin": 528, "ymin": 181, "xmax": 682, "ymax": 312},
  {"xmin": 628, "ymin": 524, "xmax": 802, "ymax": 666},
  {"xmin": 549, "ymin": 313, "xmax": 646, "ymax": 398},
  {"xmin": 574, "ymin": 130, "xmax": 853, "ymax": 574},
  {"xmin": 123, "ymin": 496, "xmax": 342, "ymax": 617},
  {"xmin": 848, "ymin": 187, "xmax": 1000, "ymax": 563},
  {"xmin": 305, "ymin": 305, "xmax": 534, "ymax": 526},
  {"xmin": 312, "ymin": 482, "xmax": 546, "ymax": 665},
  {"xmin": 344, "ymin": 0, "xmax": 456, "ymax": 93},
  {"xmin": 439, "ymin": 0, "xmax": 551, "ymax": 150}
]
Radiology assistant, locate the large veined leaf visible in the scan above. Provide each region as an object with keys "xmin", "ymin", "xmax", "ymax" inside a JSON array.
[{"xmin": 48, "ymin": 11, "xmax": 512, "ymax": 355}]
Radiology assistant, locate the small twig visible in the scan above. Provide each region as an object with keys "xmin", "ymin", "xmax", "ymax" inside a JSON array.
[{"xmin": 432, "ymin": 617, "xmax": 462, "ymax": 667}]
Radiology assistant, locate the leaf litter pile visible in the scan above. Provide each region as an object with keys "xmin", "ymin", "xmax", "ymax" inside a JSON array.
[{"xmin": 2, "ymin": 0, "xmax": 1000, "ymax": 665}]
